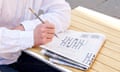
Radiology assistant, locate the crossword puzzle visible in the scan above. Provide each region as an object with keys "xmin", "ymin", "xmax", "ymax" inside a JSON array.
[{"xmin": 60, "ymin": 36, "xmax": 87, "ymax": 49}]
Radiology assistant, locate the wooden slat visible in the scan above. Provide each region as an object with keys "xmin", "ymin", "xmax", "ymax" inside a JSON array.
[
  {"xmin": 100, "ymin": 48, "xmax": 120, "ymax": 61},
  {"xmin": 71, "ymin": 15, "xmax": 120, "ymax": 38},
  {"xmin": 96, "ymin": 54, "xmax": 120, "ymax": 70},
  {"xmin": 91, "ymin": 61, "xmax": 119, "ymax": 72},
  {"xmin": 87, "ymin": 69, "xmax": 98, "ymax": 72},
  {"xmin": 71, "ymin": 11, "xmax": 120, "ymax": 33},
  {"xmin": 72, "ymin": 7, "xmax": 120, "ymax": 31},
  {"xmin": 104, "ymin": 41, "xmax": 120, "ymax": 53}
]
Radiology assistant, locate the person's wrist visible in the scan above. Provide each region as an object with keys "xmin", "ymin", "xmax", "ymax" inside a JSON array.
[{"xmin": 13, "ymin": 24, "xmax": 25, "ymax": 31}]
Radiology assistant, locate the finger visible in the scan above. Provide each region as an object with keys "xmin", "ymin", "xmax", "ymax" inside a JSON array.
[
  {"xmin": 40, "ymin": 32, "xmax": 54, "ymax": 40},
  {"xmin": 46, "ymin": 33, "xmax": 54, "ymax": 39},
  {"xmin": 46, "ymin": 29, "xmax": 55, "ymax": 34},
  {"xmin": 45, "ymin": 38, "xmax": 53, "ymax": 44},
  {"xmin": 40, "ymin": 38, "xmax": 52, "ymax": 45},
  {"xmin": 40, "ymin": 24, "xmax": 55, "ymax": 32},
  {"xmin": 46, "ymin": 25, "xmax": 55, "ymax": 29}
]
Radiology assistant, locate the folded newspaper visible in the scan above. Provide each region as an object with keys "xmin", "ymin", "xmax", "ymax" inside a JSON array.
[{"xmin": 40, "ymin": 30, "xmax": 106, "ymax": 70}]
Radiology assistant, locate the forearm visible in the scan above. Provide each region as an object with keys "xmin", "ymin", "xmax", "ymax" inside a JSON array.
[{"xmin": 0, "ymin": 27, "xmax": 34, "ymax": 53}]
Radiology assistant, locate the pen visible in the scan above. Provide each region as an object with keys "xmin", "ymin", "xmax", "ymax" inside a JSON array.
[{"xmin": 29, "ymin": 8, "xmax": 59, "ymax": 38}]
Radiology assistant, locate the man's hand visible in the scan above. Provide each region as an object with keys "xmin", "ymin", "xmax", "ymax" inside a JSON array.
[{"xmin": 34, "ymin": 21, "xmax": 55, "ymax": 47}]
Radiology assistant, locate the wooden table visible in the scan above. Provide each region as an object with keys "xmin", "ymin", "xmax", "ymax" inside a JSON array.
[{"xmin": 25, "ymin": 6, "xmax": 120, "ymax": 72}]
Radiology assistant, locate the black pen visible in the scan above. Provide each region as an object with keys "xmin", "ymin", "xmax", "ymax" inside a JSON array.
[{"xmin": 29, "ymin": 8, "xmax": 59, "ymax": 38}]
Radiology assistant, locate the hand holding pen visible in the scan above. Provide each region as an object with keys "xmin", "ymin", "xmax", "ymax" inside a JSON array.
[
  {"xmin": 29, "ymin": 8, "xmax": 59, "ymax": 46},
  {"xmin": 29, "ymin": 8, "xmax": 59, "ymax": 38}
]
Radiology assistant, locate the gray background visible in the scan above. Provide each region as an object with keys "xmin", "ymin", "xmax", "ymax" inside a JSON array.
[{"xmin": 66, "ymin": 0, "xmax": 120, "ymax": 19}]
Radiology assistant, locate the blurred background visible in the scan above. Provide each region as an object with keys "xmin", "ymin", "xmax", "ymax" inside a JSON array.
[{"xmin": 66, "ymin": 0, "xmax": 120, "ymax": 19}]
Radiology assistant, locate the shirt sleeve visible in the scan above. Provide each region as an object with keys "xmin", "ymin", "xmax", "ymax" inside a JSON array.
[
  {"xmin": 21, "ymin": 0, "xmax": 71, "ymax": 33},
  {"xmin": 0, "ymin": 27, "xmax": 34, "ymax": 53}
]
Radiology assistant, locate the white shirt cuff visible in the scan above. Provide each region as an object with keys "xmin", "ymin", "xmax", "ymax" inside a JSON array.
[
  {"xmin": 19, "ymin": 31, "xmax": 34, "ymax": 50},
  {"xmin": 21, "ymin": 19, "xmax": 42, "ymax": 31}
]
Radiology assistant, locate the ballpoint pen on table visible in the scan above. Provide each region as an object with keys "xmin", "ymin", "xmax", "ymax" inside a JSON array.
[{"xmin": 29, "ymin": 8, "xmax": 59, "ymax": 38}]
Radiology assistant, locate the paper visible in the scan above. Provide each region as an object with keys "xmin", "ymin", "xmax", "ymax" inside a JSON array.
[{"xmin": 40, "ymin": 30, "xmax": 106, "ymax": 70}]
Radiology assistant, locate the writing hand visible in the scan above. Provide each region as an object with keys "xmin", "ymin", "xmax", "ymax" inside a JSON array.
[{"xmin": 34, "ymin": 21, "xmax": 55, "ymax": 47}]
